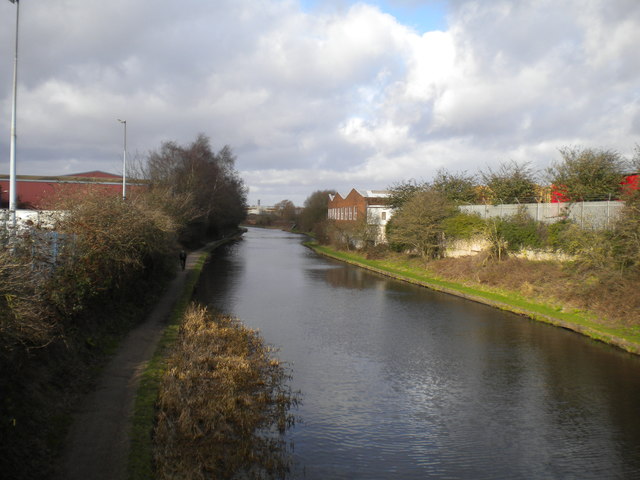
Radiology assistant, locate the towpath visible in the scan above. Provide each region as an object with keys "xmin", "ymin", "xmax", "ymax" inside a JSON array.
[{"xmin": 58, "ymin": 250, "xmax": 201, "ymax": 480}]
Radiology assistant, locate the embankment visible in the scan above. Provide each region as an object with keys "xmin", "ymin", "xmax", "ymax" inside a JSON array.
[{"xmin": 308, "ymin": 243, "xmax": 640, "ymax": 356}]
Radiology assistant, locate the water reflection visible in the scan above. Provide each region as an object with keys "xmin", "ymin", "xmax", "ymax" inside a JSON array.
[
  {"xmin": 306, "ymin": 261, "xmax": 388, "ymax": 291},
  {"xmin": 195, "ymin": 228, "xmax": 640, "ymax": 479}
]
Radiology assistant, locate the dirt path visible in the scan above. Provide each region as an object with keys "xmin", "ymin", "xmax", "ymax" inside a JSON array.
[{"xmin": 58, "ymin": 251, "xmax": 201, "ymax": 480}]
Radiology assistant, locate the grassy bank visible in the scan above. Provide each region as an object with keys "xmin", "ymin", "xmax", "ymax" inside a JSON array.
[{"xmin": 308, "ymin": 243, "xmax": 640, "ymax": 355}]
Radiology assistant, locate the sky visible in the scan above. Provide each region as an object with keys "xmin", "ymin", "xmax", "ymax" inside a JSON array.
[{"xmin": 1, "ymin": 0, "xmax": 639, "ymax": 206}]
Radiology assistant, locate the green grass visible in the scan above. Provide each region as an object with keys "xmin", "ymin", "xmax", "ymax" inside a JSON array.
[{"xmin": 308, "ymin": 243, "xmax": 640, "ymax": 354}]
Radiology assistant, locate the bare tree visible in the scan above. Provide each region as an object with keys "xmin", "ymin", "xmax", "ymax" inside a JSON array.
[
  {"xmin": 146, "ymin": 134, "xmax": 248, "ymax": 241},
  {"xmin": 546, "ymin": 146, "xmax": 626, "ymax": 201},
  {"xmin": 481, "ymin": 160, "xmax": 537, "ymax": 204},
  {"xmin": 274, "ymin": 199, "xmax": 297, "ymax": 223},
  {"xmin": 432, "ymin": 168, "xmax": 479, "ymax": 204},
  {"xmin": 299, "ymin": 189, "xmax": 336, "ymax": 234}
]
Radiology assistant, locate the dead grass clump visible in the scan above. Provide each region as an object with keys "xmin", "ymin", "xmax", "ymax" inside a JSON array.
[
  {"xmin": 567, "ymin": 268, "xmax": 640, "ymax": 326},
  {"xmin": 430, "ymin": 255, "xmax": 567, "ymax": 291},
  {"xmin": 154, "ymin": 304, "xmax": 298, "ymax": 480},
  {"xmin": 429, "ymin": 255, "xmax": 640, "ymax": 327}
]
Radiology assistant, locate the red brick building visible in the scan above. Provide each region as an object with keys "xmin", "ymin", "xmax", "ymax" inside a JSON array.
[
  {"xmin": 0, "ymin": 171, "xmax": 146, "ymax": 209},
  {"xmin": 328, "ymin": 189, "xmax": 394, "ymax": 243}
]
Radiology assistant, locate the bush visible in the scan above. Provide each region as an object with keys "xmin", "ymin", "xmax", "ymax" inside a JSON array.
[
  {"xmin": 546, "ymin": 146, "xmax": 627, "ymax": 201},
  {"xmin": 0, "ymin": 188, "xmax": 183, "ymax": 479},
  {"xmin": 442, "ymin": 212, "xmax": 486, "ymax": 240},
  {"xmin": 488, "ymin": 209, "xmax": 543, "ymax": 252},
  {"xmin": 386, "ymin": 189, "xmax": 454, "ymax": 259},
  {"xmin": 609, "ymin": 191, "xmax": 640, "ymax": 270},
  {"xmin": 49, "ymin": 189, "xmax": 177, "ymax": 317},
  {"xmin": 546, "ymin": 220, "xmax": 578, "ymax": 252}
]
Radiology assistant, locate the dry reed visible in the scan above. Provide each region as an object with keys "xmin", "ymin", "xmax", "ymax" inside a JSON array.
[{"xmin": 154, "ymin": 304, "xmax": 297, "ymax": 479}]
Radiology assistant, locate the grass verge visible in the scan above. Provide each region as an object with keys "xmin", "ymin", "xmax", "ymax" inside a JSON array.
[{"xmin": 307, "ymin": 243, "xmax": 640, "ymax": 355}]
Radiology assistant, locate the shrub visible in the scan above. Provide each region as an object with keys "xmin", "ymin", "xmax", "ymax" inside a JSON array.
[
  {"xmin": 480, "ymin": 160, "xmax": 538, "ymax": 204},
  {"xmin": 490, "ymin": 209, "xmax": 542, "ymax": 252},
  {"xmin": 546, "ymin": 220, "xmax": 578, "ymax": 252},
  {"xmin": 442, "ymin": 212, "xmax": 487, "ymax": 240},
  {"xmin": 386, "ymin": 189, "xmax": 454, "ymax": 259},
  {"xmin": 494, "ymin": 220, "xmax": 530, "ymax": 251},
  {"xmin": 546, "ymin": 146, "xmax": 627, "ymax": 201},
  {"xmin": 48, "ymin": 189, "xmax": 177, "ymax": 317},
  {"xmin": 609, "ymin": 190, "xmax": 640, "ymax": 270}
]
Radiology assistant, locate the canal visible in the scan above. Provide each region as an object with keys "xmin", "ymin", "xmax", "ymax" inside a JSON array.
[{"xmin": 195, "ymin": 227, "xmax": 640, "ymax": 479}]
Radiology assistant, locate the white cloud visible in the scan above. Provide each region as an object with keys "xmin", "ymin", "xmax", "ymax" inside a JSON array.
[{"xmin": 1, "ymin": 0, "xmax": 639, "ymax": 206}]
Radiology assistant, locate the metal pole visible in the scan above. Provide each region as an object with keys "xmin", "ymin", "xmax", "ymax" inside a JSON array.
[
  {"xmin": 118, "ymin": 119, "xmax": 126, "ymax": 200},
  {"xmin": 8, "ymin": 0, "xmax": 20, "ymax": 227}
]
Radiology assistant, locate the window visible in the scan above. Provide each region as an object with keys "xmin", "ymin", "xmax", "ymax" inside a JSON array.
[{"xmin": 381, "ymin": 211, "xmax": 386, "ymax": 221}]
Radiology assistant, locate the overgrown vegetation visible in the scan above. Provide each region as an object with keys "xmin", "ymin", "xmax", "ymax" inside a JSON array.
[
  {"xmin": 546, "ymin": 146, "xmax": 628, "ymax": 201},
  {"xmin": 0, "ymin": 134, "xmax": 248, "ymax": 479},
  {"xmin": 297, "ymin": 189, "xmax": 336, "ymax": 240},
  {"xmin": 304, "ymin": 145, "xmax": 640, "ymax": 339},
  {"xmin": 146, "ymin": 134, "xmax": 248, "ymax": 246},
  {"xmin": 480, "ymin": 160, "xmax": 538, "ymax": 204},
  {"xmin": 154, "ymin": 305, "xmax": 298, "ymax": 480},
  {"xmin": 386, "ymin": 189, "xmax": 454, "ymax": 259}
]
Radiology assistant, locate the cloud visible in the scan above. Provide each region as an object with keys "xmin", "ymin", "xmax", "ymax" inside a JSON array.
[{"xmin": 1, "ymin": 0, "xmax": 639, "ymax": 205}]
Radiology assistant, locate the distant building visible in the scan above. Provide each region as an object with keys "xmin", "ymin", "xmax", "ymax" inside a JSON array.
[
  {"xmin": 327, "ymin": 189, "xmax": 394, "ymax": 244},
  {"xmin": 0, "ymin": 171, "xmax": 147, "ymax": 209}
]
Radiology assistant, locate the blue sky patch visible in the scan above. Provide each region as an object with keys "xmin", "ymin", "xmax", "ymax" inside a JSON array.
[{"xmin": 300, "ymin": 0, "xmax": 449, "ymax": 33}]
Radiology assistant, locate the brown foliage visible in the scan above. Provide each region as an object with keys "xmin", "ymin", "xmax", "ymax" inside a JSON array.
[
  {"xmin": 47, "ymin": 188, "xmax": 178, "ymax": 316},
  {"xmin": 0, "ymin": 250, "xmax": 56, "ymax": 353},
  {"xmin": 155, "ymin": 305, "xmax": 298, "ymax": 480},
  {"xmin": 429, "ymin": 255, "xmax": 640, "ymax": 326}
]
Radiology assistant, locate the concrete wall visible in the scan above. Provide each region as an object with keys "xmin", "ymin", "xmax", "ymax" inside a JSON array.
[{"xmin": 460, "ymin": 200, "xmax": 625, "ymax": 230}]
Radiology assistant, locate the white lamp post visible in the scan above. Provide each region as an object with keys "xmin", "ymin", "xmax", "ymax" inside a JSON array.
[
  {"xmin": 117, "ymin": 119, "xmax": 126, "ymax": 200},
  {"xmin": 8, "ymin": 0, "xmax": 19, "ymax": 227}
]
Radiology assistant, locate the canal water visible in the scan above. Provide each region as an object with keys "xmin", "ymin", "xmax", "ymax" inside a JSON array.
[{"xmin": 195, "ymin": 227, "xmax": 640, "ymax": 479}]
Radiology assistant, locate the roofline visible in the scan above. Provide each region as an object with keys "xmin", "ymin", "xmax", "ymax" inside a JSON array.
[{"xmin": 0, "ymin": 174, "xmax": 149, "ymax": 186}]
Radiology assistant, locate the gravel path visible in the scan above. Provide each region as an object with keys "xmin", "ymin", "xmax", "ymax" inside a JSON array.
[{"xmin": 58, "ymin": 252, "xmax": 198, "ymax": 480}]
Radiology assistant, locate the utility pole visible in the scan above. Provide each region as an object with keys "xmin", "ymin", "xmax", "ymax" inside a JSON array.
[{"xmin": 8, "ymin": 0, "xmax": 20, "ymax": 227}]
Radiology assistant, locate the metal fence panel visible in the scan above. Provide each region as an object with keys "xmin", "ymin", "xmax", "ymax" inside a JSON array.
[{"xmin": 459, "ymin": 201, "xmax": 625, "ymax": 230}]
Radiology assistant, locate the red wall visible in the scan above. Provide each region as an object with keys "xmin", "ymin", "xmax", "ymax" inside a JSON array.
[
  {"xmin": 0, "ymin": 175, "xmax": 145, "ymax": 209},
  {"xmin": 328, "ymin": 189, "xmax": 366, "ymax": 222}
]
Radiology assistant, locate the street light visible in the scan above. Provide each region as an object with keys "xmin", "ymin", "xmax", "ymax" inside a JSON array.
[
  {"xmin": 117, "ymin": 119, "xmax": 126, "ymax": 200},
  {"xmin": 8, "ymin": 0, "xmax": 20, "ymax": 227}
]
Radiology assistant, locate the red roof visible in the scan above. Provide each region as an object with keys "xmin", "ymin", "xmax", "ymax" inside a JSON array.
[{"xmin": 64, "ymin": 171, "xmax": 121, "ymax": 179}]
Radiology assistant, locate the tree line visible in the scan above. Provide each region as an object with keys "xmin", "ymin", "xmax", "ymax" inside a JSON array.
[
  {"xmin": 388, "ymin": 145, "xmax": 640, "ymax": 206},
  {"xmin": 0, "ymin": 134, "xmax": 247, "ymax": 479},
  {"xmin": 291, "ymin": 146, "xmax": 640, "ymax": 269}
]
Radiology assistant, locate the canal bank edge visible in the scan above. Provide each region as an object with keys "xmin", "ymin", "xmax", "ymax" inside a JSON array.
[
  {"xmin": 128, "ymin": 233, "xmax": 244, "ymax": 480},
  {"xmin": 306, "ymin": 243, "xmax": 640, "ymax": 356}
]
